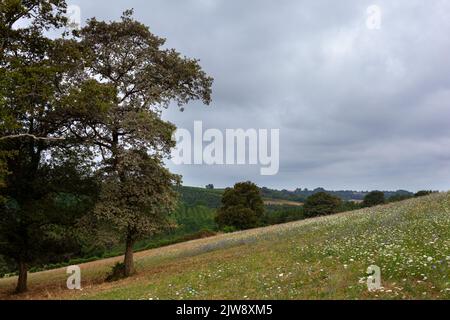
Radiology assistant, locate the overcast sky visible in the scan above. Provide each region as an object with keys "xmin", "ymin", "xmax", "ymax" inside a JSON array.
[{"xmin": 70, "ymin": 0, "xmax": 450, "ymax": 191}]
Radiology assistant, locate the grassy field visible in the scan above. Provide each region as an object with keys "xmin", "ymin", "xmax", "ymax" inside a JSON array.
[
  {"xmin": 1, "ymin": 192, "xmax": 450, "ymax": 300},
  {"xmin": 263, "ymin": 199, "xmax": 304, "ymax": 206}
]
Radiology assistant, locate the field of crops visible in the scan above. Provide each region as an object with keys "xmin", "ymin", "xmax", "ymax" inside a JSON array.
[{"xmin": 1, "ymin": 192, "xmax": 450, "ymax": 300}]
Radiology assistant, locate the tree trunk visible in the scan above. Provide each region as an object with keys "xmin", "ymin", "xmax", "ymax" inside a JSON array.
[
  {"xmin": 124, "ymin": 237, "xmax": 135, "ymax": 277},
  {"xmin": 16, "ymin": 261, "xmax": 28, "ymax": 293}
]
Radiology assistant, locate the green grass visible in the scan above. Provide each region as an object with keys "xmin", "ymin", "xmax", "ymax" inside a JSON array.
[{"xmin": 2, "ymin": 192, "xmax": 450, "ymax": 300}]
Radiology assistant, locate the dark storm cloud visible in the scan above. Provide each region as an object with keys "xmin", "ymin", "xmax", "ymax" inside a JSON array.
[{"xmin": 70, "ymin": 0, "xmax": 450, "ymax": 191}]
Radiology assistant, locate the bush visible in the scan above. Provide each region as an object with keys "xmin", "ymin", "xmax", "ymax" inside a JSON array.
[
  {"xmin": 304, "ymin": 192, "xmax": 342, "ymax": 218},
  {"xmin": 262, "ymin": 206, "xmax": 305, "ymax": 225},
  {"xmin": 222, "ymin": 226, "xmax": 238, "ymax": 233},
  {"xmin": 216, "ymin": 206, "xmax": 259, "ymax": 230},
  {"xmin": 362, "ymin": 191, "xmax": 385, "ymax": 207},
  {"xmin": 215, "ymin": 181, "xmax": 264, "ymax": 230},
  {"xmin": 0, "ymin": 255, "xmax": 13, "ymax": 278},
  {"xmin": 180, "ymin": 229, "xmax": 217, "ymax": 241},
  {"xmin": 338, "ymin": 201, "xmax": 362, "ymax": 212},
  {"xmin": 106, "ymin": 262, "xmax": 127, "ymax": 282}
]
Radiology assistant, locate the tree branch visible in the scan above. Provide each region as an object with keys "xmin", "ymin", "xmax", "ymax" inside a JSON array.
[{"xmin": 0, "ymin": 134, "xmax": 65, "ymax": 141}]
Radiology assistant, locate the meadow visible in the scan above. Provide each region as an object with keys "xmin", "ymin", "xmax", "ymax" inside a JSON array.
[
  {"xmin": 0, "ymin": 187, "xmax": 307, "ymax": 277},
  {"xmin": 1, "ymin": 192, "xmax": 450, "ymax": 300}
]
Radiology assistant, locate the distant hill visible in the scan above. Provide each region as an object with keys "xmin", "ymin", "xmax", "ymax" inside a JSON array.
[
  {"xmin": 260, "ymin": 187, "xmax": 413, "ymax": 202},
  {"xmin": 176, "ymin": 185, "xmax": 414, "ymax": 208},
  {"xmin": 175, "ymin": 186, "xmax": 224, "ymax": 208}
]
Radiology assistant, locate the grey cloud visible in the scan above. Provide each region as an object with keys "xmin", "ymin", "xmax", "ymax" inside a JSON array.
[{"xmin": 70, "ymin": 0, "xmax": 450, "ymax": 191}]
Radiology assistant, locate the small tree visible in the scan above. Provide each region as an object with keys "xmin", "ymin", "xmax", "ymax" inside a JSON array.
[
  {"xmin": 206, "ymin": 184, "xmax": 214, "ymax": 190},
  {"xmin": 363, "ymin": 191, "xmax": 385, "ymax": 207},
  {"xmin": 215, "ymin": 182, "xmax": 264, "ymax": 230},
  {"xmin": 304, "ymin": 192, "xmax": 341, "ymax": 218},
  {"xmin": 95, "ymin": 150, "xmax": 180, "ymax": 276}
]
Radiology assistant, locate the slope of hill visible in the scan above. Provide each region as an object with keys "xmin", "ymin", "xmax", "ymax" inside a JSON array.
[
  {"xmin": 178, "ymin": 185, "xmax": 415, "ymax": 205},
  {"xmin": 1, "ymin": 192, "xmax": 450, "ymax": 300},
  {"xmin": 176, "ymin": 186, "xmax": 224, "ymax": 208}
]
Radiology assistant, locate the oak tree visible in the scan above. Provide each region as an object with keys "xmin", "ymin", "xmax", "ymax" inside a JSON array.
[
  {"xmin": 0, "ymin": 0, "xmax": 98, "ymax": 293},
  {"xmin": 216, "ymin": 182, "xmax": 264, "ymax": 230},
  {"xmin": 69, "ymin": 11, "xmax": 213, "ymax": 277},
  {"xmin": 304, "ymin": 192, "xmax": 342, "ymax": 218}
]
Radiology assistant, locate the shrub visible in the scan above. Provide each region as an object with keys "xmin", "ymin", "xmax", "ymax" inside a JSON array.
[
  {"xmin": 363, "ymin": 191, "xmax": 385, "ymax": 207},
  {"xmin": 216, "ymin": 206, "xmax": 259, "ymax": 230},
  {"xmin": 338, "ymin": 201, "xmax": 362, "ymax": 212},
  {"xmin": 106, "ymin": 262, "xmax": 127, "ymax": 282},
  {"xmin": 222, "ymin": 226, "xmax": 238, "ymax": 233},
  {"xmin": 304, "ymin": 192, "xmax": 342, "ymax": 218}
]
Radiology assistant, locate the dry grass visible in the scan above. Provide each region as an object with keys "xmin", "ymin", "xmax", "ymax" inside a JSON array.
[{"xmin": 263, "ymin": 199, "xmax": 304, "ymax": 206}]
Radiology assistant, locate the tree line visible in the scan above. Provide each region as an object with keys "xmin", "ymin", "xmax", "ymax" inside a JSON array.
[
  {"xmin": 0, "ymin": 0, "xmax": 212, "ymax": 293},
  {"xmin": 215, "ymin": 182, "xmax": 437, "ymax": 231}
]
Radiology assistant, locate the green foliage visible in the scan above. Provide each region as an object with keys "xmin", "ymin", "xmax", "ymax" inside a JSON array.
[
  {"xmin": 415, "ymin": 190, "xmax": 435, "ymax": 198},
  {"xmin": 94, "ymin": 151, "xmax": 181, "ymax": 241},
  {"xmin": 1, "ymin": 3, "xmax": 213, "ymax": 287},
  {"xmin": 260, "ymin": 187, "xmax": 305, "ymax": 202},
  {"xmin": 0, "ymin": 203, "xmax": 218, "ymax": 276},
  {"xmin": 338, "ymin": 201, "xmax": 362, "ymax": 212},
  {"xmin": 262, "ymin": 202, "xmax": 360, "ymax": 226},
  {"xmin": 105, "ymin": 262, "xmax": 127, "ymax": 282},
  {"xmin": 216, "ymin": 206, "xmax": 259, "ymax": 230},
  {"xmin": 170, "ymin": 204, "xmax": 217, "ymax": 235},
  {"xmin": 176, "ymin": 186, "xmax": 223, "ymax": 208},
  {"xmin": 0, "ymin": 159, "xmax": 98, "ymax": 260},
  {"xmin": 0, "ymin": 0, "xmax": 102, "ymax": 292},
  {"xmin": 388, "ymin": 194, "xmax": 413, "ymax": 203},
  {"xmin": 304, "ymin": 192, "xmax": 342, "ymax": 218},
  {"xmin": 215, "ymin": 182, "xmax": 264, "ymax": 230},
  {"xmin": 260, "ymin": 187, "xmax": 413, "ymax": 202},
  {"xmin": 64, "ymin": 11, "xmax": 213, "ymax": 277},
  {"xmin": 363, "ymin": 191, "xmax": 385, "ymax": 207},
  {"xmin": 222, "ymin": 226, "xmax": 238, "ymax": 233},
  {"xmin": 0, "ymin": 255, "xmax": 13, "ymax": 277},
  {"xmin": 262, "ymin": 205, "xmax": 305, "ymax": 225}
]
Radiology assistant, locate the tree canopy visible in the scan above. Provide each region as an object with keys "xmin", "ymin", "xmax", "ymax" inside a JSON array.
[
  {"xmin": 65, "ymin": 10, "xmax": 213, "ymax": 277},
  {"xmin": 362, "ymin": 191, "xmax": 385, "ymax": 207},
  {"xmin": 304, "ymin": 192, "xmax": 342, "ymax": 218},
  {"xmin": 0, "ymin": 3, "xmax": 213, "ymax": 290},
  {"xmin": 215, "ymin": 181, "xmax": 264, "ymax": 230}
]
